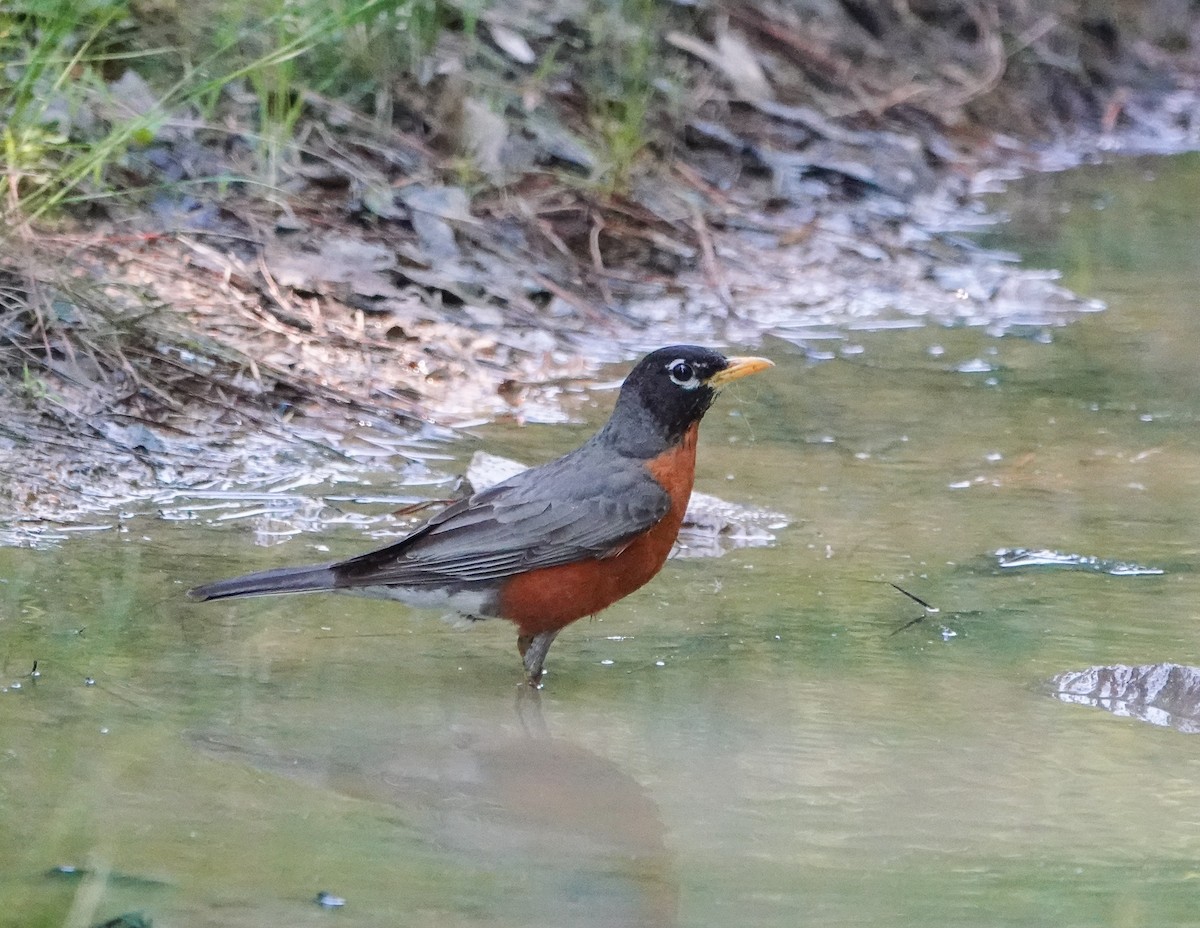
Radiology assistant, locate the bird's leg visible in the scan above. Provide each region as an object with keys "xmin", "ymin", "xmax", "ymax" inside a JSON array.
[{"xmin": 517, "ymin": 630, "xmax": 560, "ymax": 688}]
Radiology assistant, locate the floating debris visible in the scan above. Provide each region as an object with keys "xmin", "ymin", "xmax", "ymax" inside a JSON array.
[
  {"xmin": 887, "ymin": 582, "xmax": 942, "ymax": 636},
  {"xmin": 994, "ymin": 548, "xmax": 1164, "ymax": 576},
  {"xmin": 1050, "ymin": 663, "xmax": 1200, "ymax": 733}
]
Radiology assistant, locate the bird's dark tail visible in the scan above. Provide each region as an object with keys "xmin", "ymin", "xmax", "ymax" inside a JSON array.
[{"xmin": 187, "ymin": 563, "xmax": 338, "ymax": 602}]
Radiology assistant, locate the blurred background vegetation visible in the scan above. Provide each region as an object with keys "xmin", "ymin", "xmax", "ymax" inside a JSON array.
[{"xmin": 4, "ymin": 0, "xmax": 1191, "ymax": 221}]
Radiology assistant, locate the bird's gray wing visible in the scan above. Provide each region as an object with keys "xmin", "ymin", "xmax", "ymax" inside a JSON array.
[{"xmin": 332, "ymin": 450, "xmax": 670, "ymax": 588}]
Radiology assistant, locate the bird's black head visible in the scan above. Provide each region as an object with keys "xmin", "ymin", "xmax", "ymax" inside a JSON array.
[{"xmin": 597, "ymin": 345, "xmax": 773, "ymax": 456}]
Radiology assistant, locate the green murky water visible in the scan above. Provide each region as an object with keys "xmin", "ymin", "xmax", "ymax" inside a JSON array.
[{"xmin": 5, "ymin": 153, "xmax": 1200, "ymax": 927}]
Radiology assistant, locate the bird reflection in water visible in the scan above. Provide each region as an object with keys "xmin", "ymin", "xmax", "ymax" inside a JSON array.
[{"xmin": 193, "ymin": 691, "xmax": 679, "ymax": 927}]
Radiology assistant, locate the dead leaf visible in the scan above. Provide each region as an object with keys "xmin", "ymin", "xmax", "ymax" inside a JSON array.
[
  {"xmin": 460, "ymin": 98, "xmax": 508, "ymax": 180},
  {"xmin": 398, "ymin": 186, "xmax": 472, "ymax": 261},
  {"xmin": 264, "ymin": 235, "xmax": 404, "ymax": 299},
  {"xmin": 667, "ymin": 28, "xmax": 774, "ymax": 103},
  {"xmin": 487, "ymin": 22, "xmax": 537, "ymax": 65}
]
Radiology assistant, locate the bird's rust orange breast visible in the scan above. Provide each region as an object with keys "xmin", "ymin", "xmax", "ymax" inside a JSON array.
[{"xmin": 497, "ymin": 422, "xmax": 699, "ymax": 636}]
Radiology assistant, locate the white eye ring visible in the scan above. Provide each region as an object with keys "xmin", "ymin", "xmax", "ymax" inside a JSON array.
[{"xmin": 667, "ymin": 359, "xmax": 700, "ymax": 389}]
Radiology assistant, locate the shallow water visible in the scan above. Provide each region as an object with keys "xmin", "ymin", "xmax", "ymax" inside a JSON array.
[{"xmin": 4, "ymin": 152, "xmax": 1200, "ymax": 927}]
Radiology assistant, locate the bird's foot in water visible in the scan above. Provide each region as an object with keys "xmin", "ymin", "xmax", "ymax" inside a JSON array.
[{"xmin": 518, "ymin": 629, "xmax": 560, "ymax": 689}]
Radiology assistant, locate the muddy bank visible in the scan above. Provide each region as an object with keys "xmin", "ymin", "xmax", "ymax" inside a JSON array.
[{"xmin": 2, "ymin": 1, "xmax": 1198, "ymax": 536}]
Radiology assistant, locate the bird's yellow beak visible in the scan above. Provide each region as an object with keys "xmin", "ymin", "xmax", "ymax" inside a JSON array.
[{"xmin": 706, "ymin": 356, "xmax": 774, "ymax": 388}]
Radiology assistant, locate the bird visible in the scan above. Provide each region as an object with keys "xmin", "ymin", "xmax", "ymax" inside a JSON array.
[{"xmin": 188, "ymin": 345, "xmax": 773, "ymax": 686}]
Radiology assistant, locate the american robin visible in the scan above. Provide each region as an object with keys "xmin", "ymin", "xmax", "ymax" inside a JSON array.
[{"xmin": 189, "ymin": 345, "xmax": 772, "ymax": 685}]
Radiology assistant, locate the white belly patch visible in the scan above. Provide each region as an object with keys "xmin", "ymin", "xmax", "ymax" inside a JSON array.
[{"xmin": 354, "ymin": 585, "xmax": 494, "ymax": 624}]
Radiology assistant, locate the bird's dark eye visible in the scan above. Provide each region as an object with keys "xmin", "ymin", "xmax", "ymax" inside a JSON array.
[{"xmin": 667, "ymin": 359, "xmax": 697, "ymax": 387}]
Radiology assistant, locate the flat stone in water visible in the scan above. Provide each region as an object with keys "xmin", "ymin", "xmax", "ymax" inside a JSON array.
[
  {"xmin": 994, "ymin": 547, "xmax": 1164, "ymax": 576},
  {"xmin": 1050, "ymin": 663, "xmax": 1200, "ymax": 733}
]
